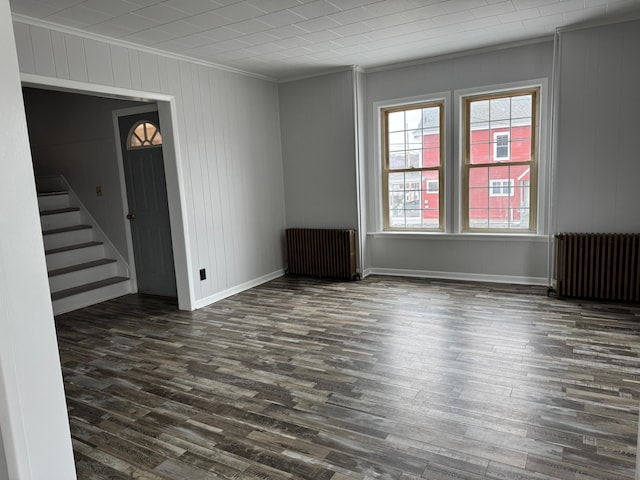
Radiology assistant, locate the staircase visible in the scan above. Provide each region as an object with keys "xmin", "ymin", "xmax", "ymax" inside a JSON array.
[{"xmin": 37, "ymin": 176, "xmax": 132, "ymax": 315}]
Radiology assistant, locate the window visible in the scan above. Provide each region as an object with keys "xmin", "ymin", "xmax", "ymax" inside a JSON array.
[
  {"xmin": 489, "ymin": 179, "xmax": 514, "ymax": 196},
  {"xmin": 128, "ymin": 121, "xmax": 163, "ymax": 149},
  {"xmin": 382, "ymin": 101, "xmax": 443, "ymax": 230},
  {"xmin": 494, "ymin": 132, "xmax": 510, "ymax": 160},
  {"xmin": 464, "ymin": 89, "xmax": 538, "ymax": 231}
]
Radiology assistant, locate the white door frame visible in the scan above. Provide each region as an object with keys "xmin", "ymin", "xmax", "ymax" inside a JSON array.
[{"xmin": 21, "ymin": 73, "xmax": 195, "ymax": 310}]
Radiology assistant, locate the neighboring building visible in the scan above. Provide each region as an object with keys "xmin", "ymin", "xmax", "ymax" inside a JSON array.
[{"xmin": 389, "ymin": 97, "xmax": 532, "ymax": 229}]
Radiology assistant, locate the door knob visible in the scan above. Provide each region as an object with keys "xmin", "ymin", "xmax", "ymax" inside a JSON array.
[{"xmin": 126, "ymin": 212, "xmax": 136, "ymax": 220}]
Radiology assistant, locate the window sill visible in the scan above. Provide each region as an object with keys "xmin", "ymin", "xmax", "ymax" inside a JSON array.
[{"xmin": 368, "ymin": 231, "xmax": 549, "ymax": 242}]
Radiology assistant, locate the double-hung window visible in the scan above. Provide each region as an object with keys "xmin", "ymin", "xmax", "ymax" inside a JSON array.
[
  {"xmin": 382, "ymin": 101, "xmax": 444, "ymax": 231},
  {"xmin": 463, "ymin": 89, "xmax": 538, "ymax": 232},
  {"xmin": 379, "ymin": 85, "xmax": 540, "ymax": 234}
]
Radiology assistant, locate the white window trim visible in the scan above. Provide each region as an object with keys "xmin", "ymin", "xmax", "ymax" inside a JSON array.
[{"xmin": 493, "ymin": 131, "xmax": 510, "ymax": 161}]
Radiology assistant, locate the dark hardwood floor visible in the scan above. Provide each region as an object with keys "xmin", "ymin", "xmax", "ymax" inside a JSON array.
[{"xmin": 55, "ymin": 275, "xmax": 640, "ymax": 479}]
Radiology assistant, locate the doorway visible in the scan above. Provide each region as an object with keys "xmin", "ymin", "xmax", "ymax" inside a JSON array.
[{"xmin": 118, "ymin": 110, "xmax": 177, "ymax": 298}]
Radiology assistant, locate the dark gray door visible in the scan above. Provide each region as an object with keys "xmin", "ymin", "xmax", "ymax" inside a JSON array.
[{"xmin": 119, "ymin": 111, "xmax": 177, "ymax": 297}]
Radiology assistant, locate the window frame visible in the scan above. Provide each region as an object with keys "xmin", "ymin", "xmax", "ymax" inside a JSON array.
[
  {"xmin": 381, "ymin": 100, "xmax": 445, "ymax": 232},
  {"xmin": 462, "ymin": 87, "xmax": 539, "ymax": 233}
]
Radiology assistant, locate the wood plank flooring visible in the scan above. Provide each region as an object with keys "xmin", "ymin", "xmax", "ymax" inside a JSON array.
[{"xmin": 54, "ymin": 275, "xmax": 640, "ymax": 479}]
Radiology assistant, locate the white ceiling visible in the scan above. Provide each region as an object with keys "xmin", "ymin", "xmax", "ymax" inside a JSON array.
[{"xmin": 10, "ymin": 0, "xmax": 640, "ymax": 80}]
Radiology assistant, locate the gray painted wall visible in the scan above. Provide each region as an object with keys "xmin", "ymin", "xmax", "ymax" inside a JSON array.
[
  {"xmin": 555, "ymin": 19, "xmax": 640, "ymax": 233},
  {"xmin": 279, "ymin": 70, "xmax": 358, "ymax": 230},
  {"xmin": 24, "ymin": 87, "xmax": 144, "ymax": 262},
  {"xmin": 277, "ymin": 43, "xmax": 555, "ymax": 284},
  {"xmin": 363, "ymin": 41, "xmax": 555, "ymax": 282}
]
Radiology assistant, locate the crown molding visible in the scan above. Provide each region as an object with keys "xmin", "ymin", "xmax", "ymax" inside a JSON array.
[
  {"xmin": 278, "ymin": 65, "xmax": 357, "ymax": 84},
  {"xmin": 11, "ymin": 13, "xmax": 278, "ymax": 83},
  {"xmin": 556, "ymin": 11, "xmax": 640, "ymax": 34},
  {"xmin": 363, "ymin": 35, "xmax": 554, "ymax": 75}
]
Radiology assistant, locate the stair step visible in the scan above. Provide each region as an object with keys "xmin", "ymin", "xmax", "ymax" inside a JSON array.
[
  {"xmin": 48, "ymin": 258, "xmax": 117, "ymax": 278},
  {"xmin": 51, "ymin": 276, "xmax": 129, "ymax": 301},
  {"xmin": 37, "ymin": 191, "xmax": 67, "ymax": 197},
  {"xmin": 38, "ymin": 191, "xmax": 70, "ymax": 210},
  {"xmin": 45, "ymin": 241, "xmax": 104, "ymax": 256},
  {"xmin": 40, "ymin": 207, "xmax": 80, "ymax": 216},
  {"xmin": 43, "ymin": 224, "xmax": 92, "ymax": 236}
]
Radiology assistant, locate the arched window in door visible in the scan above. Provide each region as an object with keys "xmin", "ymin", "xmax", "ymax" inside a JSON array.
[{"xmin": 127, "ymin": 120, "xmax": 163, "ymax": 149}]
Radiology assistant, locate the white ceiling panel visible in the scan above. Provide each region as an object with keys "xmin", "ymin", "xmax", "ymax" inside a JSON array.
[
  {"xmin": 133, "ymin": 3, "xmax": 189, "ymax": 22},
  {"xmin": 10, "ymin": 0, "xmax": 640, "ymax": 80}
]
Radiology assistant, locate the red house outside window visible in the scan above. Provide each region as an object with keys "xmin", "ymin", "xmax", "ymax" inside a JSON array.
[
  {"xmin": 381, "ymin": 88, "xmax": 538, "ymax": 233},
  {"xmin": 382, "ymin": 101, "xmax": 443, "ymax": 230},
  {"xmin": 463, "ymin": 89, "xmax": 538, "ymax": 231}
]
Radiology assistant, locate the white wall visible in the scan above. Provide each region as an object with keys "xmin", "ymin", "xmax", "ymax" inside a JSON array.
[
  {"xmin": 0, "ymin": 426, "xmax": 7, "ymax": 480},
  {"xmin": 24, "ymin": 87, "xmax": 144, "ymax": 261},
  {"xmin": 13, "ymin": 19, "xmax": 287, "ymax": 308},
  {"xmin": 363, "ymin": 42, "xmax": 555, "ymax": 283},
  {"xmin": 0, "ymin": 0, "xmax": 76, "ymax": 477},
  {"xmin": 279, "ymin": 70, "xmax": 358, "ymax": 229},
  {"xmin": 555, "ymin": 19, "xmax": 640, "ymax": 233}
]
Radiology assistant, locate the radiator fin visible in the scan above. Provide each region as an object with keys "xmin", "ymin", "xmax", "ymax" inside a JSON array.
[
  {"xmin": 556, "ymin": 233, "xmax": 640, "ymax": 301},
  {"xmin": 286, "ymin": 229, "xmax": 357, "ymax": 281}
]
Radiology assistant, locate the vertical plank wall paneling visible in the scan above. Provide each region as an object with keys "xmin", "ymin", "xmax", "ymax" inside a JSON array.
[
  {"xmin": 110, "ymin": 44, "xmax": 131, "ymax": 89},
  {"xmin": 30, "ymin": 25, "xmax": 55, "ymax": 77},
  {"xmin": 65, "ymin": 33, "xmax": 88, "ymax": 82},
  {"xmin": 50, "ymin": 30, "xmax": 69, "ymax": 79},
  {"xmin": 13, "ymin": 19, "xmax": 286, "ymax": 307},
  {"xmin": 556, "ymin": 19, "xmax": 640, "ymax": 234},
  {"xmin": 84, "ymin": 38, "xmax": 114, "ymax": 86}
]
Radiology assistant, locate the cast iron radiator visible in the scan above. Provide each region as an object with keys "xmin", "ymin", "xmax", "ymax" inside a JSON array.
[
  {"xmin": 285, "ymin": 228, "xmax": 357, "ymax": 280},
  {"xmin": 555, "ymin": 233, "xmax": 640, "ymax": 301}
]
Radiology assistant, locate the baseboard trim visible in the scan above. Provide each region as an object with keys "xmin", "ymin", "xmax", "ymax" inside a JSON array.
[
  {"xmin": 193, "ymin": 269, "xmax": 285, "ymax": 309},
  {"xmin": 367, "ymin": 268, "xmax": 548, "ymax": 286}
]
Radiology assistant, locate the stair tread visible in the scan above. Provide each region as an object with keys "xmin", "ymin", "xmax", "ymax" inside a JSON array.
[
  {"xmin": 43, "ymin": 224, "xmax": 92, "ymax": 235},
  {"xmin": 45, "ymin": 241, "xmax": 104, "ymax": 255},
  {"xmin": 51, "ymin": 276, "xmax": 129, "ymax": 301},
  {"xmin": 38, "ymin": 191, "xmax": 68, "ymax": 197},
  {"xmin": 40, "ymin": 207, "xmax": 80, "ymax": 216},
  {"xmin": 48, "ymin": 258, "xmax": 117, "ymax": 277}
]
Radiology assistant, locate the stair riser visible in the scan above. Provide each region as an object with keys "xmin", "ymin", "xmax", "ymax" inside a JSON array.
[
  {"xmin": 45, "ymin": 245, "xmax": 106, "ymax": 270},
  {"xmin": 43, "ymin": 229, "xmax": 93, "ymax": 251},
  {"xmin": 49, "ymin": 263, "xmax": 119, "ymax": 293},
  {"xmin": 38, "ymin": 194, "xmax": 70, "ymax": 211},
  {"xmin": 40, "ymin": 211, "xmax": 81, "ymax": 231}
]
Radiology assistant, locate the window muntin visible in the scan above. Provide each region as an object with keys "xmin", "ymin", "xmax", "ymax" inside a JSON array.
[
  {"xmin": 382, "ymin": 102, "xmax": 444, "ymax": 231},
  {"xmin": 464, "ymin": 89, "xmax": 537, "ymax": 232},
  {"xmin": 127, "ymin": 121, "xmax": 163, "ymax": 149}
]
